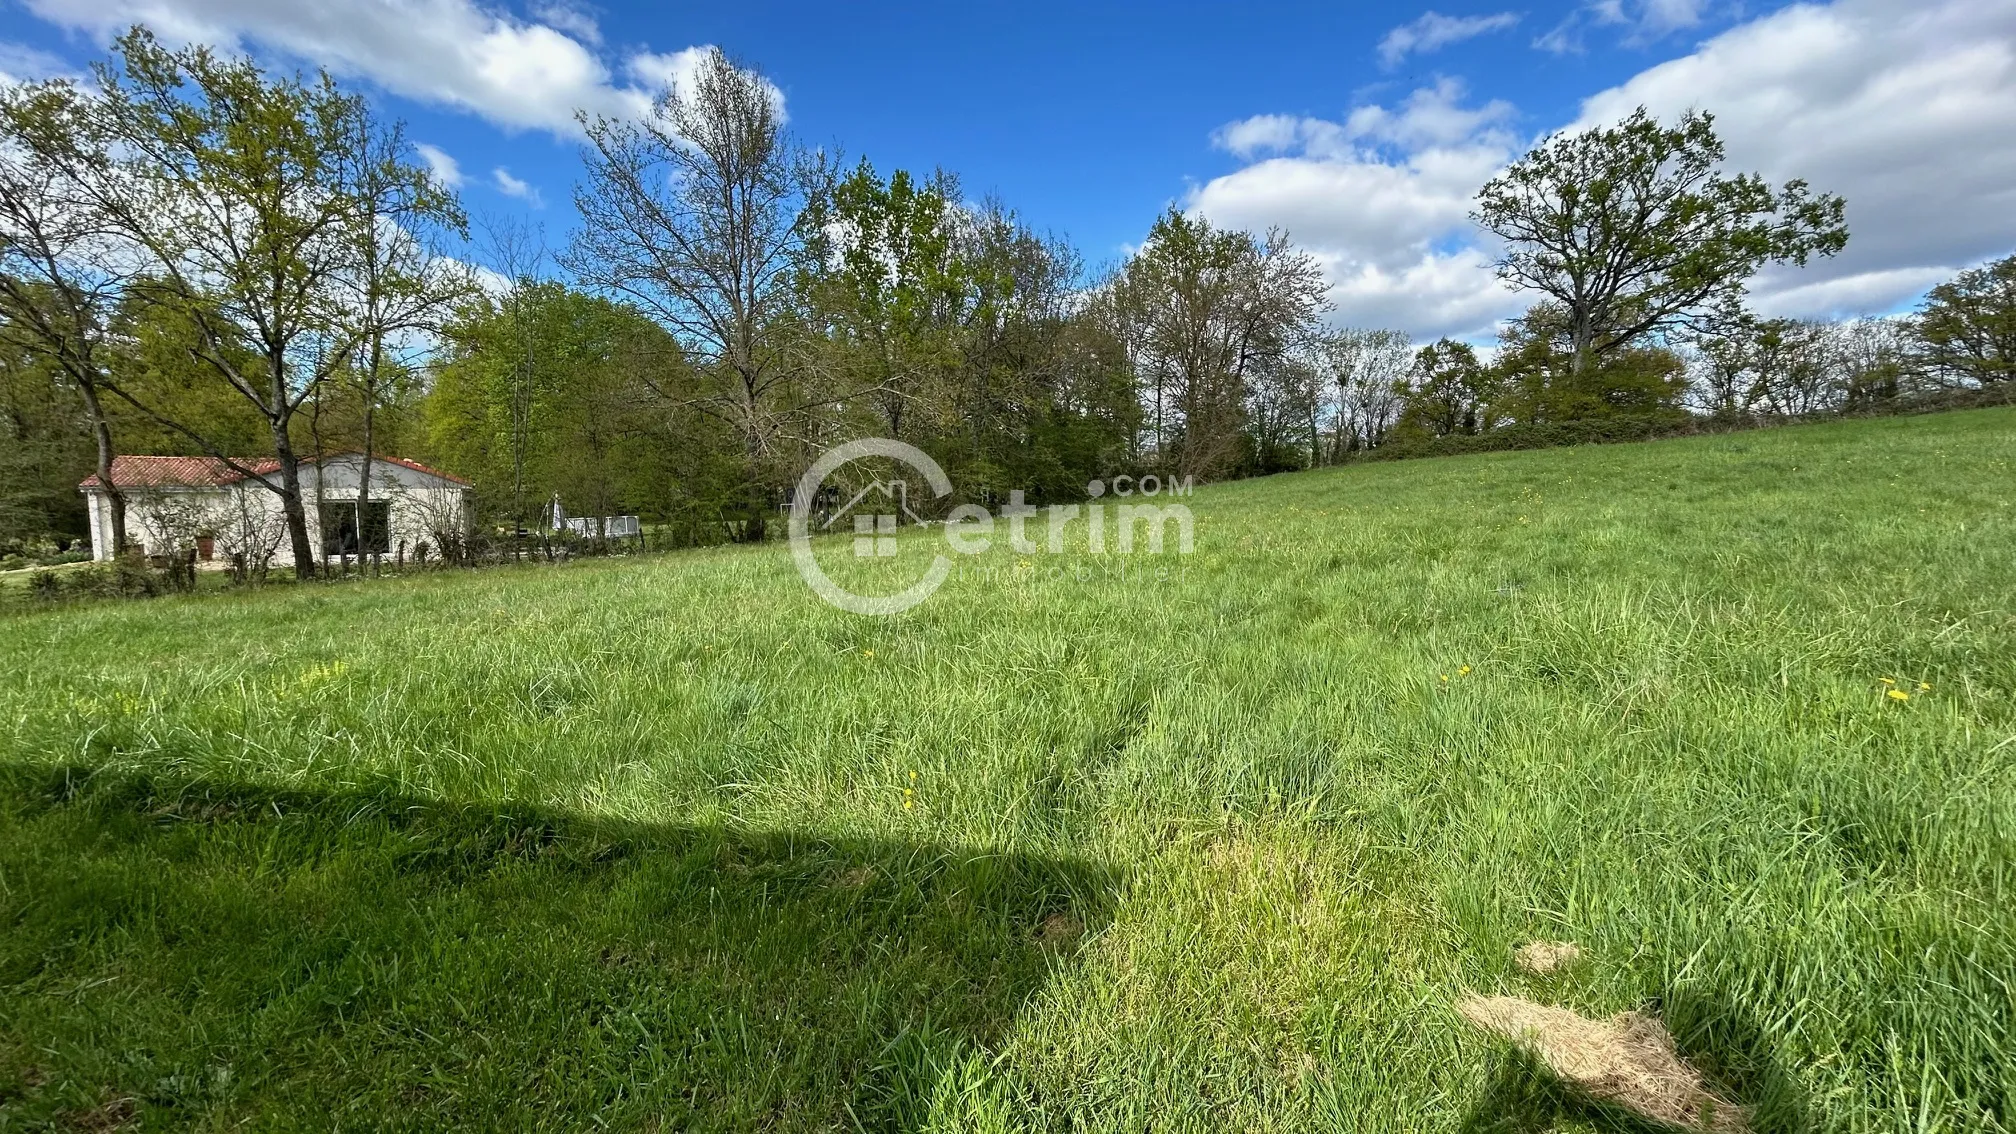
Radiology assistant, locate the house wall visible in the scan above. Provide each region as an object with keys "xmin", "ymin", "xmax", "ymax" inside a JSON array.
[
  {"xmin": 86, "ymin": 458, "xmax": 469, "ymax": 568},
  {"xmin": 87, "ymin": 493, "xmax": 114, "ymax": 561}
]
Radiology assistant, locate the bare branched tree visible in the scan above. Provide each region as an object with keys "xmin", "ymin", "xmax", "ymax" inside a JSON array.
[{"xmin": 567, "ymin": 48, "xmax": 831, "ymax": 539}]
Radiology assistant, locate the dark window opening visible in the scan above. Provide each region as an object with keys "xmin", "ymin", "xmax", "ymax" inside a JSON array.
[{"xmin": 319, "ymin": 501, "xmax": 390, "ymax": 555}]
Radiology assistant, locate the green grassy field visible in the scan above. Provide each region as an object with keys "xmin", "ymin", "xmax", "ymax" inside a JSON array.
[{"xmin": 3, "ymin": 409, "xmax": 2013, "ymax": 1132}]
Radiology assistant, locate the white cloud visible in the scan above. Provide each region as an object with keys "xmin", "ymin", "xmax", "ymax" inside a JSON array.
[
  {"xmin": 1379, "ymin": 11, "xmax": 1521, "ymax": 66},
  {"xmin": 626, "ymin": 45, "xmax": 788, "ymax": 120},
  {"xmin": 529, "ymin": 0, "xmax": 600, "ymax": 46},
  {"xmin": 491, "ymin": 166, "xmax": 542, "ymax": 207},
  {"xmin": 17, "ymin": 0, "xmax": 769, "ymax": 137},
  {"xmin": 1198, "ymin": 0, "xmax": 2016, "ymax": 341},
  {"xmin": 1196, "ymin": 80, "xmax": 1524, "ymax": 340},
  {"xmin": 1537, "ymin": 0, "xmax": 1708, "ymax": 53},
  {"xmin": 1211, "ymin": 114, "xmax": 1306, "ymax": 159},
  {"xmin": 1201, "ymin": 80, "xmax": 1516, "ymax": 334},
  {"xmin": 0, "ymin": 40, "xmax": 76, "ymax": 85},
  {"xmin": 413, "ymin": 142, "xmax": 462, "ymax": 189},
  {"xmin": 1345, "ymin": 78, "xmax": 1517, "ymax": 149},
  {"xmin": 1211, "ymin": 80, "xmax": 1515, "ymax": 160}
]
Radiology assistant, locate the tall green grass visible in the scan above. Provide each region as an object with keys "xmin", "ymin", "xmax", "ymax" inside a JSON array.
[{"xmin": 2, "ymin": 408, "xmax": 2012, "ymax": 1131}]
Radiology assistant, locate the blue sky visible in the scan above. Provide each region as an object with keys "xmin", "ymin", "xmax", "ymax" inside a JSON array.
[{"xmin": 5, "ymin": 0, "xmax": 2014, "ymax": 340}]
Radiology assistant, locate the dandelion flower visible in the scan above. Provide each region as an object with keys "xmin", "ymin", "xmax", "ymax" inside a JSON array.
[
  {"xmin": 1918, "ymin": 682, "xmax": 1931, "ymax": 692},
  {"xmin": 1439, "ymin": 674, "xmax": 1450, "ymax": 683},
  {"xmin": 1879, "ymin": 677, "xmax": 1895, "ymax": 685},
  {"xmin": 863, "ymin": 649, "xmax": 874, "ymax": 659},
  {"xmin": 1459, "ymin": 665, "xmax": 1472, "ymax": 676},
  {"xmin": 1886, "ymin": 689, "xmax": 1910, "ymax": 702}
]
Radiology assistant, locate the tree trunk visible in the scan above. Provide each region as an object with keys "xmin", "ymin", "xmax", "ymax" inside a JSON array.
[
  {"xmin": 357, "ymin": 371, "xmax": 375, "ymax": 569},
  {"xmin": 1570, "ymin": 310, "xmax": 1595, "ymax": 378},
  {"xmin": 78, "ymin": 380, "xmax": 127, "ymax": 555},
  {"xmin": 272, "ymin": 421, "xmax": 317, "ymax": 581}
]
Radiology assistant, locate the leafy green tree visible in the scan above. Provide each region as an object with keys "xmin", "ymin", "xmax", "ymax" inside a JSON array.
[
  {"xmin": 28, "ymin": 30, "xmax": 460, "ymax": 578},
  {"xmin": 1684, "ymin": 310, "xmax": 1835, "ymax": 417},
  {"xmin": 426, "ymin": 283, "xmax": 710, "ymax": 544},
  {"xmin": 102, "ymin": 288, "xmax": 272, "ymax": 457},
  {"xmin": 1474, "ymin": 108, "xmax": 1847, "ymax": 377},
  {"xmin": 945, "ymin": 201, "xmax": 1136, "ymax": 502},
  {"xmin": 1831, "ymin": 318, "xmax": 1915, "ymax": 408},
  {"xmin": 1914, "ymin": 253, "xmax": 2016, "ymax": 386},
  {"xmin": 1395, "ymin": 339, "xmax": 1490, "ymax": 438},
  {"xmin": 802, "ymin": 163, "xmax": 968, "ymax": 441},
  {"xmin": 1395, "ymin": 339, "xmax": 1498, "ymax": 438},
  {"xmin": 1108, "ymin": 209, "xmax": 1328, "ymax": 481}
]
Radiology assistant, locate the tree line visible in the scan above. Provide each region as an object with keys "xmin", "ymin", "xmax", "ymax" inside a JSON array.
[{"xmin": 4, "ymin": 31, "xmax": 2013, "ymax": 578}]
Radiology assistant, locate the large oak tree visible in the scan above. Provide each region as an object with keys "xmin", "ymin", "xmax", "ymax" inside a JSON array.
[{"xmin": 1474, "ymin": 108, "xmax": 1847, "ymax": 377}]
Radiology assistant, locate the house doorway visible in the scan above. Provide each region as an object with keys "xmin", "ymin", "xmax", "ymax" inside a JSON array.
[{"xmin": 319, "ymin": 501, "xmax": 391, "ymax": 557}]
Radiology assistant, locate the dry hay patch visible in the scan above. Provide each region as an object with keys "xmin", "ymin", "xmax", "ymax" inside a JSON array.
[
  {"xmin": 1458, "ymin": 995, "xmax": 1746, "ymax": 1132},
  {"xmin": 1514, "ymin": 939, "xmax": 1581, "ymax": 974}
]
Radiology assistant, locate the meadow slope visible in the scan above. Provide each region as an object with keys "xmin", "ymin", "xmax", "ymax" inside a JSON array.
[{"xmin": 3, "ymin": 409, "xmax": 2014, "ymax": 1132}]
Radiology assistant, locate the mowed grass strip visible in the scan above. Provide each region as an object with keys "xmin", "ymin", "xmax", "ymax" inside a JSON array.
[{"xmin": 2, "ymin": 408, "xmax": 2013, "ymax": 1132}]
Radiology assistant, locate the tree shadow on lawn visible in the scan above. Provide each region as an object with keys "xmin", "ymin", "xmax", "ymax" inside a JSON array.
[{"xmin": 0, "ymin": 762, "xmax": 1114, "ymax": 1132}]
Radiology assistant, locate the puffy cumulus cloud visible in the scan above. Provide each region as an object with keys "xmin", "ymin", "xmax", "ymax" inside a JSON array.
[
  {"xmin": 1320, "ymin": 247, "xmax": 1522, "ymax": 339},
  {"xmin": 1343, "ymin": 78, "xmax": 1517, "ymax": 149},
  {"xmin": 1573, "ymin": 0, "xmax": 2016, "ymax": 316},
  {"xmin": 1211, "ymin": 114, "xmax": 1305, "ymax": 159},
  {"xmin": 19, "ymin": 0, "xmax": 768, "ymax": 137},
  {"xmin": 1195, "ymin": 80, "xmax": 1524, "ymax": 340},
  {"xmin": 1379, "ymin": 11, "xmax": 1521, "ymax": 67}
]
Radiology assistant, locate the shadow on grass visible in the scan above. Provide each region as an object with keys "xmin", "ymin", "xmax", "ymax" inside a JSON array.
[{"xmin": 0, "ymin": 763, "xmax": 1115, "ymax": 1132}]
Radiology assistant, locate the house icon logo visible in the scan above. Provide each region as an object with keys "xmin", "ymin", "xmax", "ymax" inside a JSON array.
[
  {"xmin": 826, "ymin": 479, "xmax": 929, "ymax": 557},
  {"xmin": 788, "ymin": 439, "xmax": 954, "ymax": 616}
]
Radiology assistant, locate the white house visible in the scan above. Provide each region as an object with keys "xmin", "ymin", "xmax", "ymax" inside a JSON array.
[{"xmin": 80, "ymin": 453, "xmax": 472, "ymax": 569}]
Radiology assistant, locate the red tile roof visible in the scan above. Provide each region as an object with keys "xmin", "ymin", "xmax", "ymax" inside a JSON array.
[
  {"xmin": 79, "ymin": 455, "xmax": 276, "ymax": 488},
  {"xmin": 80, "ymin": 453, "xmax": 470, "ymax": 489}
]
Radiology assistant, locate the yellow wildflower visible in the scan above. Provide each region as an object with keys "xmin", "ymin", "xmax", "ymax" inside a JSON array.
[
  {"xmin": 1458, "ymin": 665, "xmax": 1472, "ymax": 676},
  {"xmin": 863, "ymin": 649, "xmax": 874, "ymax": 659},
  {"xmin": 1879, "ymin": 676, "xmax": 1895, "ymax": 685},
  {"xmin": 1886, "ymin": 689, "xmax": 1910, "ymax": 702},
  {"xmin": 1918, "ymin": 682, "xmax": 1931, "ymax": 692}
]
